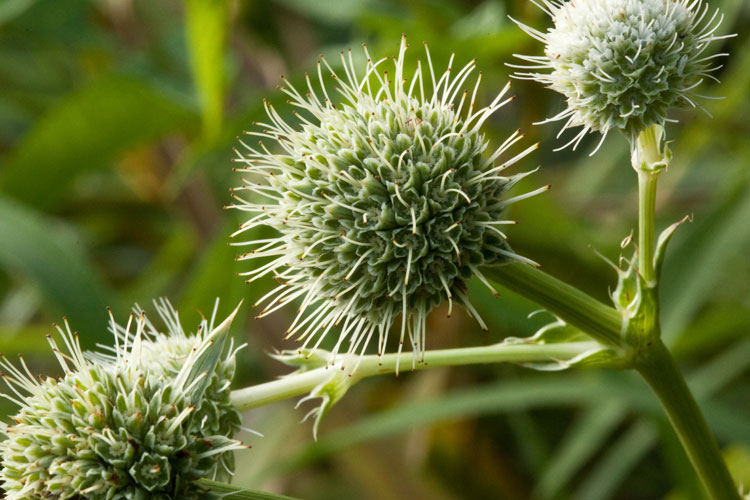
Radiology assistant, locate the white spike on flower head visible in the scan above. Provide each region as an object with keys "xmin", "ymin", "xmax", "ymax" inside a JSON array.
[
  {"xmin": 230, "ymin": 35, "xmax": 544, "ymax": 371},
  {"xmin": 510, "ymin": 0, "xmax": 733, "ymax": 153},
  {"xmin": 0, "ymin": 299, "xmax": 246, "ymax": 500}
]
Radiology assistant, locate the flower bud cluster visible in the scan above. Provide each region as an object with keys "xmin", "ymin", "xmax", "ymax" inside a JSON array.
[
  {"xmin": 231, "ymin": 36, "xmax": 543, "ymax": 365},
  {"xmin": 0, "ymin": 300, "xmax": 244, "ymax": 500},
  {"xmin": 511, "ymin": 0, "xmax": 731, "ymax": 152}
]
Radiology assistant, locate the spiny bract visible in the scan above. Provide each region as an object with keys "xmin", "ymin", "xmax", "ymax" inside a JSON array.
[
  {"xmin": 0, "ymin": 299, "xmax": 245, "ymax": 500},
  {"xmin": 510, "ymin": 0, "xmax": 732, "ymax": 152},
  {"xmin": 230, "ymin": 35, "xmax": 543, "ymax": 368}
]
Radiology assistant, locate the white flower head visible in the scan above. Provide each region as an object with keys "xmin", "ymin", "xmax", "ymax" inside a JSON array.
[
  {"xmin": 510, "ymin": 0, "xmax": 733, "ymax": 153},
  {"xmin": 0, "ymin": 299, "xmax": 246, "ymax": 500},
  {"xmin": 230, "ymin": 35, "xmax": 545, "ymax": 371}
]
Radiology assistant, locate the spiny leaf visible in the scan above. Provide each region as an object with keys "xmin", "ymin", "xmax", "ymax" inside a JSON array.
[
  {"xmin": 182, "ymin": 301, "xmax": 242, "ymax": 404},
  {"xmin": 654, "ymin": 214, "xmax": 691, "ymax": 284}
]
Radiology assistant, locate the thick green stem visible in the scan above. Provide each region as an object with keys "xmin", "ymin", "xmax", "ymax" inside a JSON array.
[
  {"xmin": 636, "ymin": 341, "xmax": 739, "ymax": 500},
  {"xmin": 231, "ymin": 369, "xmax": 334, "ymax": 410},
  {"xmin": 483, "ymin": 263, "xmax": 623, "ymax": 346},
  {"xmin": 629, "ymin": 125, "xmax": 735, "ymax": 497},
  {"xmin": 638, "ymin": 170, "xmax": 659, "ymax": 284},
  {"xmin": 230, "ymin": 341, "xmax": 598, "ymax": 410},
  {"xmin": 632, "ymin": 124, "xmax": 669, "ymax": 284}
]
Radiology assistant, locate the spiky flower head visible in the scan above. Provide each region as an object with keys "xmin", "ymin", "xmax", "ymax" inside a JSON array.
[
  {"xmin": 230, "ymin": 35, "xmax": 543, "ymax": 368},
  {"xmin": 511, "ymin": 0, "xmax": 732, "ymax": 152},
  {"xmin": 0, "ymin": 299, "xmax": 245, "ymax": 500}
]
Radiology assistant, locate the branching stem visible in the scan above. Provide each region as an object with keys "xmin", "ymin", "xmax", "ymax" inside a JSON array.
[
  {"xmin": 484, "ymin": 263, "xmax": 623, "ymax": 346},
  {"xmin": 230, "ymin": 341, "xmax": 599, "ymax": 410}
]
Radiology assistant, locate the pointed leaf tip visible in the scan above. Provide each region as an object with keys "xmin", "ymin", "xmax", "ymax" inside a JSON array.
[
  {"xmin": 654, "ymin": 215, "xmax": 692, "ymax": 283},
  {"xmin": 180, "ymin": 300, "xmax": 244, "ymax": 405}
]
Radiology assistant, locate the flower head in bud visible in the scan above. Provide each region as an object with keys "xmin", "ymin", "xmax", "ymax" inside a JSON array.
[
  {"xmin": 0, "ymin": 299, "xmax": 246, "ymax": 500},
  {"xmin": 230, "ymin": 35, "xmax": 543, "ymax": 368},
  {"xmin": 510, "ymin": 0, "xmax": 733, "ymax": 153}
]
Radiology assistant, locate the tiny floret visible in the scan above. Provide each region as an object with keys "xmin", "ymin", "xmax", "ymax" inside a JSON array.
[
  {"xmin": 0, "ymin": 299, "xmax": 245, "ymax": 500},
  {"xmin": 231, "ymin": 36, "xmax": 542, "ymax": 368},
  {"xmin": 511, "ymin": 0, "xmax": 732, "ymax": 152}
]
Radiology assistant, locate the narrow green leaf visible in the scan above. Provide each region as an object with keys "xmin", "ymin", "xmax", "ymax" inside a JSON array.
[
  {"xmin": 660, "ymin": 421, "xmax": 708, "ymax": 500},
  {"xmin": 286, "ymin": 373, "xmax": 749, "ymax": 469},
  {"xmin": 505, "ymin": 410, "xmax": 551, "ymax": 477},
  {"xmin": 689, "ymin": 338, "xmax": 750, "ymax": 398},
  {"xmin": 0, "ymin": 75, "xmax": 197, "ymax": 209},
  {"xmin": 273, "ymin": 0, "xmax": 376, "ymax": 24},
  {"xmin": 661, "ymin": 179, "xmax": 750, "ymax": 343},
  {"xmin": 575, "ymin": 421, "xmax": 658, "ymax": 500},
  {"xmin": 178, "ymin": 222, "xmax": 250, "ymax": 319},
  {"xmin": 534, "ymin": 400, "xmax": 626, "ymax": 499},
  {"xmin": 289, "ymin": 376, "xmax": 621, "ymax": 467},
  {"xmin": 0, "ymin": 195, "xmax": 116, "ymax": 347},
  {"xmin": 198, "ymin": 479, "xmax": 301, "ymax": 500},
  {"xmin": 562, "ymin": 339, "xmax": 750, "ymax": 498},
  {"xmin": 0, "ymin": 0, "xmax": 35, "ymax": 25},
  {"xmin": 185, "ymin": 0, "xmax": 228, "ymax": 139}
]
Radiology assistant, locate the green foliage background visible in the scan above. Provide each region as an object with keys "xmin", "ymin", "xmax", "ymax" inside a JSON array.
[{"xmin": 0, "ymin": 1, "xmax": 748, "ymax": 498}]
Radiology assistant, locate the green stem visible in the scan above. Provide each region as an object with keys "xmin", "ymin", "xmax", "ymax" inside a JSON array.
[
  {"xmin": 230, "ymin": 341, "xmax": 599, "ymax": 411},
  {"xmin": 483, "ymin": 263, "xmax": 623, "ymax": 346},
  {"xmin": 635, "ymin": 341, "xmax": 739, "ymax": 500},
  {"xmin": 630, "ymin": 125, "xmax": 735, "ymax": 497},
  {"xmin": 637, "ymin": 169, "xmax": 659, "ymax": 284},
  {"xmin": 632, "ymin": 124, "xmax": 668, "ymax": 284}
]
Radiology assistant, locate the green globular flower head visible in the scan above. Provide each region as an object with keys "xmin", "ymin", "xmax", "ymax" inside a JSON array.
[
  {"xmin": 0, "ymin": 299, "xmax": 246, "ymax": 500},
  {"xmin": 511, "ymin": 0, "xmax": 732, "ymax": 152},
  {"xmin": 231, "ymin": 35, "xmax": 544, "ymax": 368}
]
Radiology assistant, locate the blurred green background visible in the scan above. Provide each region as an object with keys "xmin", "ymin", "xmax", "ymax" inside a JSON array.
[{"xmin": 0, "ymin": 0, "xmax": 748, "ymax": 498}]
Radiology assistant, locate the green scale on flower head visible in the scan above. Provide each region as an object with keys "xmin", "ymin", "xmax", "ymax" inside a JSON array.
[
  {"xmin": 230, "ymin": 35, "xmax": 545, "ymax": 370},
  {"xmin": 0, "ymin": 299, "xmax": 246, "ymax": 500},
  {"xmin": 510, "ymin": 0, "xmax": 733, "ymax": 153}
]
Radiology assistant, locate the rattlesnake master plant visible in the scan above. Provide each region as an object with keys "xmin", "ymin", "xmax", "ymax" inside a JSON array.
[
  {"xmin": 510, "ymin": 0, "xmax": 732, "ymax": 152},
  {"xmin": 0, "ymin": 300, "xmax": 245, "ymax": 500},
  {"xmin": 230, "ymin": 35, "xmax": 544, "ymax": 367}
]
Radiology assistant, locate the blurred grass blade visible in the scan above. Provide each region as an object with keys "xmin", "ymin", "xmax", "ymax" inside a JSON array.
[
  {"xmin": 185, "ymin": 0, "xmax": 228, "ymax": 139},
  {"xmin": 198, "ymin": 479, "xmax": 301, "ymax": 500},
  {"xmin": 274, "ymin": 0, "xmax": 372, "ymax": 24},
  {"xmin": 179, "ymin": 222, "xmax": 250, "ymax": 321},
  {"xmin": 0, "ymin": 75, "xmax": 197, "ymax": 209},
  {"xmin": 0, "ymin": 325, "xmax": 57, "ymax": 353},
  {"xmin": 506, "ymin": 410, "xmax": 551, "ymax": 476},
  {"xmin": 568, "ymin": 339, "xmax": 750, "ymax": 499},
  {"xmin": 660, "ymin": 422, "xmax": 709, "ymax": 500},
  {"xmin": 575, "ymin": 421, "xmax": 658, "ymax": 500},
  {"xmin": 689, "ymin": 338, "xmax": 750, "ymax": 398},
  {"xmin": 292, "ymin": 376, "xmax": 617, "ymax": 467},
  {"xmin": 0, "ymin": 0, "xmax": 34, "ymax": 25},
  {"xmin": 534, "ymin": 400, "xmax": 626, "ymax": 499},
  {"xmin": 288, "ymin": 372, "xmax": 748, "ymax": 469},
  {"xmin": 661, "ymin": 178, "xmax": 750, "ymax": 344},
  {"xmin": 0, "ymin": 195, "xmax": 116, "ymax": 347}
]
